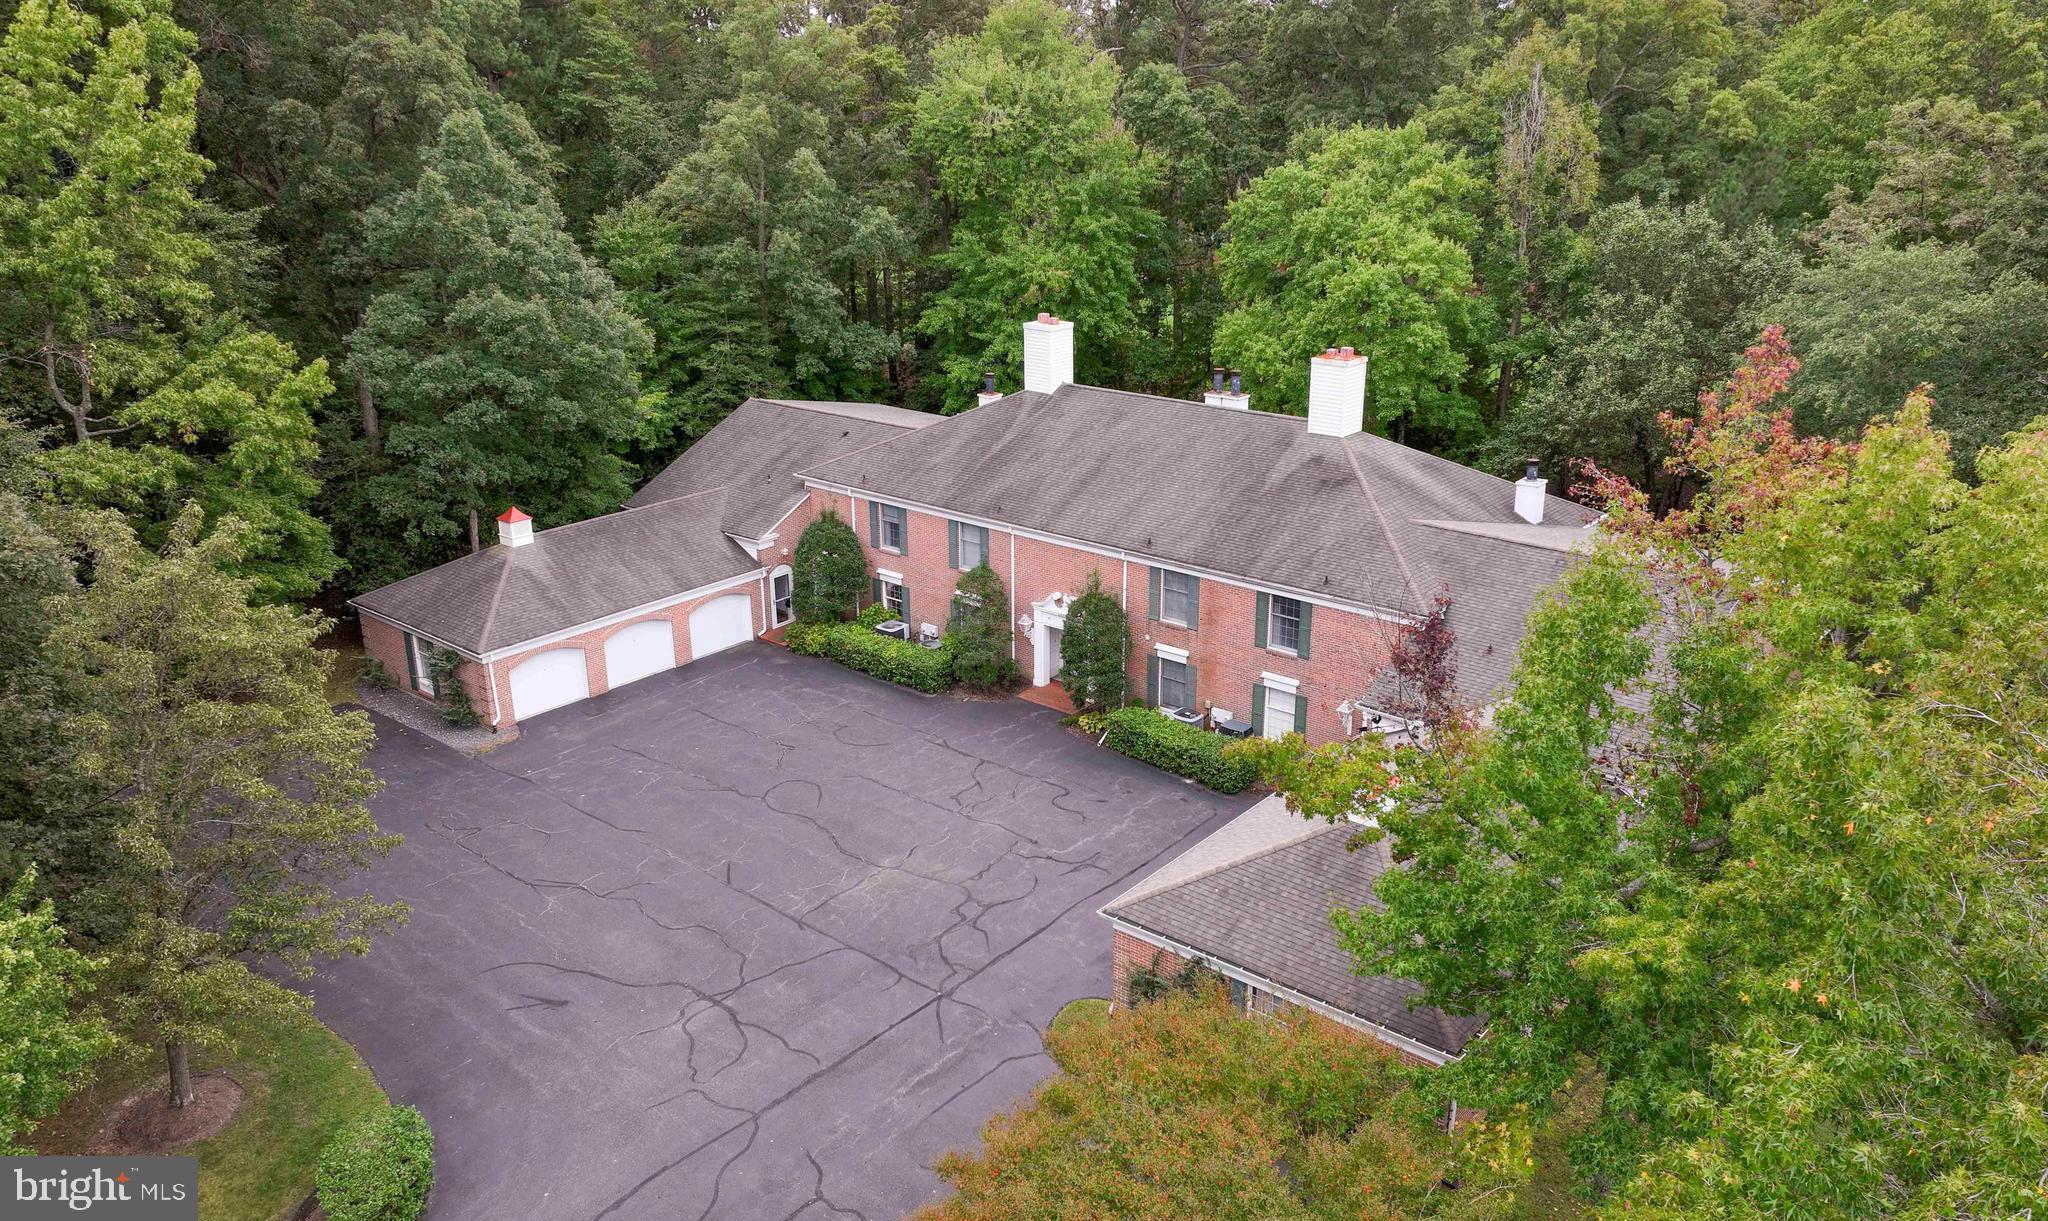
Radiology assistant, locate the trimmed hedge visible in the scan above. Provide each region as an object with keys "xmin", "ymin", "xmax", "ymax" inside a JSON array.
[
  {"xmin": 785, "ymin": 612, "xmax": 955, "ymax": 693},
  {"xmin": 826, "ymin": 622, "xmax": 955, "ymax": 692},
  {"xmin": 315, "ymin": 1103, "xmax": 434, "ymax": 1221},
  {"xmin": 1102, "ymin": 706, "xmax": 1257, "ymax": 793}
]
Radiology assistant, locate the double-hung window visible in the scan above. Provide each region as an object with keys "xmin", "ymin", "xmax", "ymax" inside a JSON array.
[
  {"xmin": 951, "ymin": 521, "xmax": 989, "ymax": 570},
  {"xmin": 404, "ymin": 631, "xmax": 439, "ymax": 697},
  {"xmin": 1159, "ymin": 570, "xmax": 1198, "ymax": 627},
  {"xmin": 875, "ymin": 502, "xmax": 907, "ymax": 553},
  {"xmin": 1157, "ymin": 656, "xmax": 1192, "ymax": 709},
  {"xmin": 1268, "ymin": 595, "xmax": 1303, "ymax": 654},
  {"xmin": 879, "ymin": 576, "xmax": 906, "ymax": 617}
]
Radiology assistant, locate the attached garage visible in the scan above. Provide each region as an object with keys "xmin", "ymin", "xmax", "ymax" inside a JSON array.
[
  {"xmin": 687, "ymin": 594, "xmax": 753, "ymax": 660},
  {"xmin": 603, "ymin": 619, "xmax": 677, "ymax": 690},
  {"xmin": 508, "ymin": 648, "xmax": 591, "ymax": 721}
]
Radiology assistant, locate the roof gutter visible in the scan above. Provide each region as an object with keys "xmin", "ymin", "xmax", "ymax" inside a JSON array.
[{"xmin": 1101, "ymin": 914, "xmax": 1462, "ymax": 1067}]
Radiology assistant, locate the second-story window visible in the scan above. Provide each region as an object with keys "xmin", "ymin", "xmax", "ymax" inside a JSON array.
[
  {"xmin": 875, "ymin": 502, "xmax": 907, "ymax": 553},
  {"xmin": 951, "ymin": 521, "xmax": 989, "ymax": 569},
  {"xmin": 1268, "ymin": 595, "xmax": 1303, "ymax": 653},
  {"xmin": 1159, "ymin": 570, "xmax": 1198, "ymax": 627}
]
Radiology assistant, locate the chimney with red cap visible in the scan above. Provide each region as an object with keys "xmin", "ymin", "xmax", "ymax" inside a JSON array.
[
  {"xmin": 1306, "ymin": 346, "xmax": 1368, "ymax": 438},
  {"xmin": 1021, "ymin": 313, "xmax": 1074, "ymax": 394},
  {"xmin": 497, "ymin": 506, "xmax": 534, "ymax": 548}
]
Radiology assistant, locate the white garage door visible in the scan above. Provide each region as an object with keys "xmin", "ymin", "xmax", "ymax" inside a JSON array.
[
  {"xmin": 508, "ymin": 648, "xmax": 591, "ymax": 720},
  {"xmin": 603, "ymin": 619, "xmax": 676, "ymax": 690},
  {"xmin": 687, "ymin": 594, "xmax": 753, "ymax": 660}
]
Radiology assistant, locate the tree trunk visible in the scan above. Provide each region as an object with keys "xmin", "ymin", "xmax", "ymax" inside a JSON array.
[
  {"xmin": 358, "ymin": 378, "xmax": 381, "ymax": 456},
  {"xmin": 468, "ymin": 508, "xmax": 481, "ymax": 553},
  {"xmin": 166, "ymin": 1041, "xmax": 194, "ymax": 1108}
]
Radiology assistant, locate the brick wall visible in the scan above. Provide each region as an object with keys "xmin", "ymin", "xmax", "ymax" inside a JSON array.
[
  {"xmin": 818, "ymin": 489, "xmax": 1410, "ymax": 744},
  {"xmin": 1110, "ymin": 927, "xmax": 1191, "ymax": 1006},
  {"xmin": 359, "ymin": 576, "xmax": 766, "ymax": 731}
]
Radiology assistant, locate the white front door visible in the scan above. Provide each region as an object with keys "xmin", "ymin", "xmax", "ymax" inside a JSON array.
[
  {"xmin": 603, "ymin": 618, "xmax": 676, "ymax": 690},
  {"xmin": 509, "ymin": 648, "xmax": 591, "ymax": 720},
  {"xmin": 1263, "ymin": 685, "xmax": 1297, "ymax": 739},
  {"xmin": 687, "ymin": 593, "xmax": 753, "ymax": 660}
]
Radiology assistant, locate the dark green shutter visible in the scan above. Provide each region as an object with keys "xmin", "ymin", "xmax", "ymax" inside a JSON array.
[
  {"xmin": 1187, "ymin": 577, "xmax": 1199, "ymax": 625},
  {"xmin": 900, "ymin": 584, "xmax": 910, "ymax": 626},
  {"xmin": 868, "ymin": 501, "xmax": 880, "ymax": 548},
  {"xmin": 948, "ymin": 520, "xmax": 960, "ymax": 569},
  {"xmin": 1146, "ymin": 655, "xmax": 1160, "ymax": 705},
  {"xmin": 1250, "ymin": 683, "xmax": 1265, "ymax": 737},
  {"xmin": 1147, "ymin": 568, "xmax": 1161, "ymax": 620},
  {"xmin": 1294, "ymin": 685, "xmax": 1308, "ymax": 734},
  {"xmin": 1185, "ymin": 662, "xmax": 1197, "ymax": 712},
  {"xmin": 1254, "ymin": 592, "xmax": 1270, "ymax": 649},
  {"xmin": 870, "ymin": 576, "xmax": 882, "ymax": 609},
  {"xmin": 1297, "ymin": 603, "xmax": 1313, "ymax": 661},
  {"xmin": 897, "ymin": 508, "xmax": 908, "ymax": 558}
]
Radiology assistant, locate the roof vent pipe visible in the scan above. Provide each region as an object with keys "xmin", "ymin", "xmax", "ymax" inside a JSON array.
[
  {"xmin": 1021, "ymin": 313, "xmax": 1075, "ymax": 394},
  {"xmin": 977, "ymin": 370, "xmax": 1003, "ymax": 408},
  {"xmin": 1306, "ymin": 347, "xmax": 1368, "ymax": 437},
  {"xmin": 1514, "ymin": 458, "xmax": 1546, "ymax": 524},
  {"xmin": 497, "ymin": 506, "xmax": 534, "ymax": 548}
]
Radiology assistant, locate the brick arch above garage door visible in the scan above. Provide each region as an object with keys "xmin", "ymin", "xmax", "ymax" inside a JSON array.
[
  {"xmin": 687, "ymin": 593, "xmax": 753, "ymax": 659},
  {"xmin": 508, "ymin": 648, "xmax": 591, "ymax": 720}
]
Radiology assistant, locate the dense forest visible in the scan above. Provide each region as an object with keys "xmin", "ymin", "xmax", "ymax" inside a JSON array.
[{"xmin": 4, "ymin": 0, "xmax": 2044, "ymax": 600}]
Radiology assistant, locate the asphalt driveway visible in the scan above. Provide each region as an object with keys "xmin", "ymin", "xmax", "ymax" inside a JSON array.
[{"xmin": 308, "ymin": 643, "xmax": 1245, "ymax": 1220}]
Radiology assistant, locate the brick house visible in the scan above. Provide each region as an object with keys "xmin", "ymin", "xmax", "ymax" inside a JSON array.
[{"xmin": 351, "ymin": 315, "xmax": 1597, "ymax": 735}]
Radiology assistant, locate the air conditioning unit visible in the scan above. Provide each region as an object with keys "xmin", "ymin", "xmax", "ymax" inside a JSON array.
[
  {"xmin": 1163, "ymin": 706, "xmax": 1205, "ymax": 727},
  {"xmin": 875, "ymin": 619, "xmax": 909, "ymax": 640}
]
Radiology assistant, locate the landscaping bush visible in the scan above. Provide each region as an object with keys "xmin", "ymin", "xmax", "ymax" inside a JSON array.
[
  {"xmin": 315, "ymin": 1103, "xmax": 434, "ymax": 1221},
  {"xmin": 784, "ymin": 621, "xmax": 831, "ymax": 656},
  {"xmin": 1055, "ymin": 572, "xmax": 1130, "ymax": 710},
  {"xmin": 361, "ymin": 657, "xmax": 394, "ymax": 690},
  {"xmin": 791, "ymin": 511, "xmax": 867, "ymax": 623},
  {"xmin": 947, "ymin": 563, "xmax": 1019, "ymax": 691},
  {"xmin": 1103, "ymin": 706, "xmax": 1257, "ymax": 793},
  {"xmin": 855, "ymin": 601, "xmax": 894, "ymax": 629},
  {"xmin": 825, "ymin": 622, "xmax": 955, "ymax": 693},
  {"xmin": 426, "ymin": 648, "xmax": 478, "ymax": 727}
]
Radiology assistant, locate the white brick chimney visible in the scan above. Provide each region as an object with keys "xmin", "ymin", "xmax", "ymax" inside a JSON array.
[
  {"xmin": 1203, "ymin": 368, "xmax": 1249, "ymax": 410},
  {"xmin": 1307, "ymin": 347, "xmax": 1368, "ymax": 437},
  {"xmin": 497, "ymin": 506, "xmax": 534, "ymax": 548},
  {"xmin": 1021, "ymin": 313, "xmax": 1075, "ymax": 394},
  {"xmin": 1514, "ymin": 459, "xmax": 1546, "ymax": 524}
]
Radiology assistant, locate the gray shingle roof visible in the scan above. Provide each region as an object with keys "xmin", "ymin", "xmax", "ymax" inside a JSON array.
[
  {"xmin": 350, "ymin": 490, "xmax": 757, "ymax": 654},
  {"xmin": 1105, "ymin": 809, "xmax": 1486, "ymax": 1059},
  {"xmin": 797, "ymin": 385, "xmax": 1598, "ymax": 622},
  {"xmin": 626, "ymin": 397, "xmax": 935, "ymax": 537}
]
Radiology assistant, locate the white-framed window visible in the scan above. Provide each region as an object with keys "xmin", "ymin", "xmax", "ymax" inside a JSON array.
[
  {"xmin": 404, "ymin": 631, "xmax": 439, "ymax": 697},
  {"xmin": 880, "ymin": 576, "xmax": 906, "ymax": 616},
  {"xmin": 877, "ymin": 503, "xmax": 907, "ymax": 553},
  {"xmin": 1262, "ymin": 684, "xmax": 1297, "ymax": 740},
  {"xmin": 1158, "ymin": 656, "xmax": 1191, "ymax": 709},
  {"xmin": 1160, "ymin": 570, "xmax": 1197, "ymax": 626},
  {"xmin": 1268, "ymin": 595, "xmax": 1303, "ymax": 654},
  {"xmin": 771, "ymin": 565, "xmax": 793, "ymax": 626},
  {"xmin": 953, "ymin": 521, "xmax": 989, "ymax": 569}
]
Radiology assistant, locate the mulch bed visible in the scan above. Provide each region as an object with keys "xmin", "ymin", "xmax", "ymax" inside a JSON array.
[{"xmin": 92, "ymin": 1073, "xmax": 247, "ymax": 1154}]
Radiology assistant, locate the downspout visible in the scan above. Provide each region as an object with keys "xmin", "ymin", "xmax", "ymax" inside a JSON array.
[
  {"xmin": 759, "ymin": 568, "xmax": 768, "ymax": 634},
  {"xmin": 484, "ymin": 657, "xmax": 503, "ymax": 728},
  {"xmin": 1008, "ymin": 529, "xmax": 1018, "ymax": 661}
]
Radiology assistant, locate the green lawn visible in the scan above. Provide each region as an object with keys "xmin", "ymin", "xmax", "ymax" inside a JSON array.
[
  {"xmin": 35, "ymin": 1007, "xmax": 388, "ymax": 1221},
  {"xmin": 1045, "ymin": 997, "xmax": 1110, "ymax": 1070}
]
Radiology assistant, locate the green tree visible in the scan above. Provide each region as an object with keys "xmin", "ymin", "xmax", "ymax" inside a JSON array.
[
  {"xmin": 946, "ymin": 562, "xmax": 1017, "ymax": 690},
  {"xmin": 791, "ymin": 510, "xmax": 867, "ymax": 624},
  {"xmin": 1215, "ymin": 123, "xmax": 1489, "ymax": 445},
  {"xmin": 0, "ymin": 867, "xmax": 113, "ymax": 1153},
  {"xmin": 0, "ymin": 0, "xmax": 338, "ymax": 601},
  {"xmin": 1768, "ymin": 239, "xmax": 2048, "ymax": 474},
  {"xmin": 912, "ymin": 0, "xmax": 1159, "ymax": 407},
  {"xmin": 598, "ymin": 0, "xmax": 906, "ymax": 456},
  {"xmin": 1055, "ymin": 572, "xmax": 1130, "ymax": 711},
  {"xmin": 343, "ymin": 110, "xmax": 650, "ymax": 588},
  {"xmin": 1244, "ymin": 333, "xmax": 2048, "ymax": 1210},
  {"xmin": 53, "ymin": 506, "xmax": 405, "ymax": 1107},
  {"xmin": 1491, "ymin": 200, "xmax": 1793, "ymax": 506}
]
